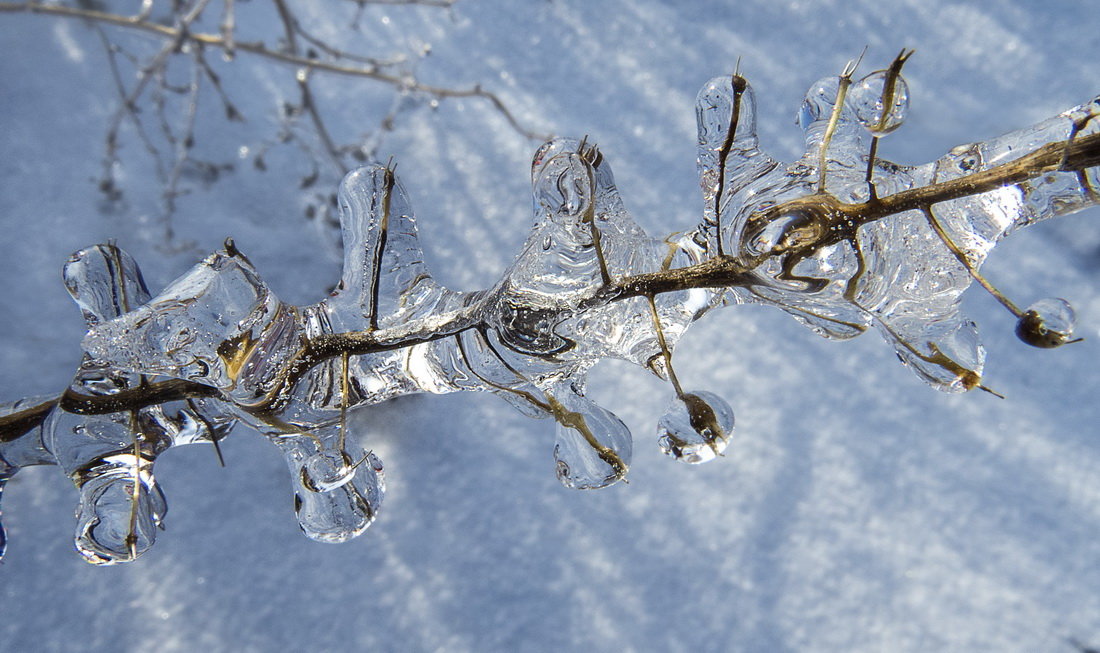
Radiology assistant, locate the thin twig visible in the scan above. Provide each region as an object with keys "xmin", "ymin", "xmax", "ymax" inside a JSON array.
[
  {"xmin": 220, "ymin": 0, "xmax": 235, "ymax": 60},
  {"xmin": 817, "ymin": 50, "xmax": 864, "ymax": 193},
  {"xmin": 346, "ymin": 0, "xmax": 457, "ymax": 7},
  {"xmin": 272, "ymin": 0, "xmax": 348, "ymax": 174},
  {"xmin": 0, "ymin": 2, "xmax": 549, "ymax": 141},
  {"xmin": 95, "ymin": 25, "xmax": 166, "ymax": 193}
]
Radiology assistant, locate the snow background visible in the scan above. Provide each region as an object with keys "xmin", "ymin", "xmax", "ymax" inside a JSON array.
[{"xmin": 1, "ymin": 1, "xmax": 1098, "ymax": 651}]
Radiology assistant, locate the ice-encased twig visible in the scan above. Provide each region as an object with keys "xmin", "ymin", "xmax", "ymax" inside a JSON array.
[{"xmin": 1, "ymin": 60, "xmax": 1098, "ymax": 564}]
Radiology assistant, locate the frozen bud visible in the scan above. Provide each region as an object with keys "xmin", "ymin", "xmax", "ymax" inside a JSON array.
[
  {"xmin": 1016, "ymin": 298, "xmax": 1078, "ymax": 348},
  {"xmin": 849, "ymin": 70, "xmax": 909, "ymax": 136},
  {"xmin": 657, "ymin": 391, "xmax": 734, "ymax": 464}
]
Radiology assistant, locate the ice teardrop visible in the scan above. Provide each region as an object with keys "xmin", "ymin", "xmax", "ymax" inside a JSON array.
[
  {"xmin": 657, "ymin": 390, "xmax": 734, "ymax": 464},
  {"xmin": 551, "ymin": 391, "xmax": 632, "ymax": 489},
  {"xmin": 1016, "ymin": 297, "xmax": 1078, "ymax": 348},
  {"xmin": 289, "ymin": 440, "xmax": 385, "ymax": 544},
  {"xmin": 74, "ymin": 461, "xmax": 168, "ymax": 565},
  {"xmin": 849, "ymin": 70, "xmax": 909, "ymax": 136}
]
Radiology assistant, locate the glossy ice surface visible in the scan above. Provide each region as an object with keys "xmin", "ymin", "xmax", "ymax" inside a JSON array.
[
  {"xmin": 3, "ymin": 3, "xmax": 1100, "ymax": 651},
  {"xmin": 2, "ymin": 58, "xmax": 1098, "ymax": 565}
]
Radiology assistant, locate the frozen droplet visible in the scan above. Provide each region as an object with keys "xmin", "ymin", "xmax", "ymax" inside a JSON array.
[
  {"xmin": 696, "ymin": 74, "xmax": 758, "ymax": 153},
  {"xmin": 326, "ymin": 165, "xmax": 459, "ymax": 334},
  {"xmin": 533, "ymin": 152, "xmax": 592, "ymax": 220},
  {"xmin": 657, "ymin": 390, "xmax": 734, "ymax": 464},
  {"xmin": 64, "ymin": 244, "xmax": 152, "ymax": 325},
  {"xmin": 1016, "ymin": 297, "xmax": 1077, "ymax": 348},
  {"xmin": 552, "ymin": 392, "xmax": 632, "ymax": 489},
  {"xmin": 799, "ymin": 76, "xmax": 841, "ymax": 131},
  {"xmin": 291, "ymin": 445, "xmax": 384, "ymax": 543},
  {"xmin": 849, "ymin": 70, "xmax": 909, "ymax": 136},
  {"xmin": 74, "ymin": 468, "xmax": 167, "ymax": 565},
  {"xmin": 300, "ymin": 450, "xmax": 355, "ymax": 492}
]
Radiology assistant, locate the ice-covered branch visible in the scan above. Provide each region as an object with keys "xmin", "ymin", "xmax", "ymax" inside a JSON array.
[{"xmin": 1, "ymin": 54, "xmax": 1097, "ymax": 565}]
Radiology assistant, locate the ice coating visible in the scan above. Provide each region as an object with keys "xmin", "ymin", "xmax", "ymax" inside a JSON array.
[
  {"xmin": 550, "ymin": 382, "xmax": 632, "ymax": 489},
  {"xmin": 850, "ymin": 70, "xmax": 910, "ymax": 136},
  {"xmin": 77, "ymin": 243, "xmax": 387, "ymax": 547},
  {"xmin": 714, "ymin": 74, "xmax": 871, "ymax": 339},
  {"xmin": 326, "ymin": 166, "xmax": 470, "ymax": 333},
  {"xmin": 1, "ymin": 60, "xmax": 1098, "ymax": 563},
  {"xmin": 698, "ymin": 70, "xmax": 1098, "ymax": 391},
  {"xmin": 44, "ymin": 245, "xmax": 236, "ymax": 564},
  {"xmin": 81, "ymin": 249, "xmax": 295, "ymax": 399},
  {"xmin": 1017, "ymin": 297, "xmax": 1078, "ymax": 348}
]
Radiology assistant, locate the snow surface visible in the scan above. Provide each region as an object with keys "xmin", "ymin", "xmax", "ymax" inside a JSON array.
[{"xmin": 1, "ymin": 1, "xmax": 1098, "ymax": 651}]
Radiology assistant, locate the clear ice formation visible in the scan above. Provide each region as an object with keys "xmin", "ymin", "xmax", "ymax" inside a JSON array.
[{"xmin": 1, "ymin": 61, "xmax": 1097, "ymax": 564}]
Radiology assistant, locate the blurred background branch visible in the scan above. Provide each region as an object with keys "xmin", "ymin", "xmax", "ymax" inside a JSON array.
[{"xmin": 0, "ymin": 0, "xmax": 547, "ymax": 250}]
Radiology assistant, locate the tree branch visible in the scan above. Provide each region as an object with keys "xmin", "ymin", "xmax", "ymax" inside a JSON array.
[
  {"xmin": 0, "ymin": 126, "xmax": 1092, "ymax": 437},
  {"xmin": 0, "ymin": 1, "xmax": 550, "ymax": 141}
]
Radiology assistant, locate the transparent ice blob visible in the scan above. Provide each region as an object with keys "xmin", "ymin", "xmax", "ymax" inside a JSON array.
[
  {"xmin": 657, "ymin": 390, "xmax": 735, "ymax": 464},
  {"xmin": 301, "ymin": 450, "xmax": 358, "ymax": 493},
  {"xmin": 849, "ymin": 70, "xmax": 909, "ymax": 136},
  {"xmin": 551, "ymin": 389, "xmax": 632, "ymax": 489},
  {"xmin": 281, "ymin": 435, "xmax": 385, "ymax": 544},
  {"xmin": 74, "ymin": 460, "xmax": 167, "ymax": 565},
  {"xmin": 1016, "ymin": 297, "xmax": 1078, "ymax": 348}
]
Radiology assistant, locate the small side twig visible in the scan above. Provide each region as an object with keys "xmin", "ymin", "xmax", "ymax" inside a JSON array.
[{"xmin": 0, "ymin": 2, "xmax": 549, "ymax": 141}]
